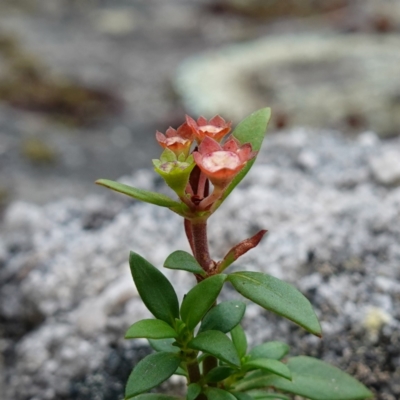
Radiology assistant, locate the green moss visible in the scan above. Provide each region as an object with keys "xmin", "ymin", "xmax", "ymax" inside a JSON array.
[
  {"xmin": 0, "ymin": 32, "xmax": 121, "ymax": 126},
  {"xmin": 21, "ymin": 137, "xmax": 57, "ymax": 164},
  {"xmin": 215, "ymin": 0, "xmax": 348, "ymax": 19}
]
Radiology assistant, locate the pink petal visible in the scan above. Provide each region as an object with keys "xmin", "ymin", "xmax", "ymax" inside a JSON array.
[
  {"xmin": 197, "ymin": 116, "xmax": 208, "ymax": 126},
  {"xmin": 177, "ymin": 122, "xmax": 193, "ymax": 140},
  {"xmin": 186, "ymin": 115, "xmax": 197, "ymax": 129},
  {"xmin": 222, "ymin": 137, "xmax": 240, "ymax": 152},
  {"xmin": 198, "ymin": 136, "xmax": 222, "ymax": 154},
  {"xmin": 192, "ymin": 151, "xmax": 203, "ymax": 166},
  {"xmin": 209, "ymin": 115, "xmax": 226, "ymax": 127},
  {"xmin": 165, "ymin": 127, "xmax": 177, "ymax": 138},
  {"xmin": 156, "ymin": 131, "xmax": 167, "ymax": 143}
]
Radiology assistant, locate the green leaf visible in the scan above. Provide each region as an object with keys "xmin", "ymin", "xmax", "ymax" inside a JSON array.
[
  {"xmin": 175, "ymin": 366, "xmax": 188, "ymax": 377},
  {"xmin": 218, "ymin": 108, "xmax": 271, "ymax": 206},
  {"xmin": 127, "ymin": 394, "xmax": 182, "ymax": 400},
  {"xmin": 243, "ymin": 359, "xmax": 291, "ymax": 381},
  {"xmin": 248, "ymin": 342, "xmax": 290, "ymax": 361},
  {"xmin": 125, "ymin": 352, "xmax": 181, "ymax": 398},
  {"xmin": 239, "ymin": 370, "xmax": 266, "ymax": 383},
  {"xmin": 125, "ymin": 319, "xmax": 177, "ymax": 340},
  {"xmin": 246, "ymin": 393, "xmax": 289, "ymax": 400},
  {"xmin": 96, "ymin": 179, "xmax": 181, "ymax": 208},
  {"xmin": 205, "ymin": 366, "xmax": 236, "ymax": 383},
  {"xmin": 230, "ymin": 324, "xmax": 247, "ymax": 359},
  {"xmin": 232, "ymin": 393, "xmax": 253, "ymax": 400},
  {"xmin": 187, "ymin": 383, "xmax": 202, "ymax": 400},
  {"xmin": 233, "ymin": 108, "xmax": 271, "ymax": 150},
  {"xmin": 206, "ymin": 388, "xmax": 237, "ymax": 400},
  {"xmin": 129, "ymin": 252, "xmax": 179, "ymax": 326},
  {"xmin": 188, "ymin": 330, "xmax": 240, "ymax": 367},
  {"xmin": 227, "ymin": 272, "xmax": 321, "ymax": 337},
  {"xmin": 180, "ymin": 274, "xmax": 227, "ymax": 330},
  {"xmin": 237, "ymin": 357, "xmax": 373, "ymax": 400},
  {"xmin": 199, "ymin": 301, "xmax": 246, "ymax": 334},
  {"xmin": 148, "ymin": 338, "xmax": 180, "ymax": 353},
  {"xmin": 164, "ymin": 251, "xmax": 206, "ymax": 276}
]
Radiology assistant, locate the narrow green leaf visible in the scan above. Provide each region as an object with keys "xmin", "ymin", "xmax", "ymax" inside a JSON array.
[
  {"xmin": 180, "ymin": 274, "xmax": 227, "ymax": 330},
  {"xmin": 206, "ymin": 388, "xmax": 237, "ymax": 400},
  {"xmin": 233, "ymin": 371, "xmax": 271, "ymax": 391},
  {"xmin": 127, "ymin": 395, "xmax": 182, "ymax": 400},
  {"xmin": 199, "ymin": 301, "xmax": 246, "ymax": 334},
  {"xmin": 129, "ymin": 252, "xmax": 179, "ymax": 326},
  {"xmin": 231, "ymin": 324, "xmax": 247, "ymax": 359},
  {"xmin": 205, "ymin": 366, "xmax": 236, "ymax": 383},
  {"xmin": 96, "ymin": 179, "xmax": 181, "ymax": 208},
  {"xmin": 232, "ymin": 393, "xmax": 253, "ymax": 400},
  {"xmin": 237, "ymin": 357, "xmax": 373, "ymax": 400},
  {"xmin": 125, "ymin": 319, "xmax": 177, "ymax": 340},
  {"xmin": 243, "ymin": 359, "xmax": 291, "ymax": 381},
  {"xmin": 164, "ymin": 251, "xmax": 206, "ymax": 276},
  {"xmin": 125, "ymin": 352, "xmax": 181, "ymax": 398},
  {"xmin": 148, "ymin": 338, "xmax": 180, "ymax": 353},
  {"xmin": 239, "ymin": 370, "xmax": 266, "ymax": 383},
  {"xmin": 175, "ymin": 366, "xmax": 188, "ymax": 377},
  {"xmin": 275, "ymin": 356, "xmax": 373, "ymax": 400},
  {"xmin": 227, "ymin": 272, "xmax": 321, "ymax": 337},
  {"xmin": 246, "ymin": 393, "xmax": 290, "ymax": 400},
  {"xmin": 188, "ymin": 330, "xmax": 240, "ymax": 367},
  {"xmin": 248, "ymin": 342, "xmax": 290, "ymax": 361},
  {"xmin": 187, "ymin": 383, "xmax": 202, "ymax": 400},
  {"xmin": 219, "ymin": 108, "xmax": 271, "ymax": 205}
]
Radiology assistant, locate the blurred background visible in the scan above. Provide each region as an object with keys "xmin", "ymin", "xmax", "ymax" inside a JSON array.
[
  {"xmin": 1, "ymin": 1, "xmax": 400, "ymax": 400},
  {"xmin": 0, "ymin": 0, "xmax": 399, "ymax": 206}
]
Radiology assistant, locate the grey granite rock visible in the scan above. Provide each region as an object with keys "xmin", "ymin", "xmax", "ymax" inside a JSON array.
[
  {"xmin": 1, "ymin": 129, "xmax": 400, "ymax": 399},
  {"xmin": 175, "ymin": 34, "xmax": 400, "ymax": 137},
  {"xmin": 369, "ymin": 149, "xmax": 400, "ymax": 186}
]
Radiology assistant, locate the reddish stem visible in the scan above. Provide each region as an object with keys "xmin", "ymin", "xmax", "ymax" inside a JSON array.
[
  {"xmin": 185, "ymin": 182, "xmax": 194, "ymax": 196},
  {"xmin": 199, "ymin": 187, "xmax": 223, "ymax": 210},
  {"xmin": 184, "ymin": 219, "xmax": 195, "ymax": 254},
  {"xmin": 191, "ymin": 219, "xmax": 213, "ymax": 273},
  {"xmin": 197, "ymin": 172, "xmax": 207, "ymax": 198}
]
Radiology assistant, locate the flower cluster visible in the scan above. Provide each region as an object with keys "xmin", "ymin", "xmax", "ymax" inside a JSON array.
[{"xmin": 153, "ymin": 115, "xmax": 257, "ymax": 212}]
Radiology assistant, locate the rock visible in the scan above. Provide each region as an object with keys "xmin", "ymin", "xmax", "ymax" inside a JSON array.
[
  {"xmin": 1, "ymin": 129, "xmax": 400, "ymax": 399},
  {"xmin": 369, "ymin": 149, "xmax": 400, "ymax": 186},
  {"xmin": 92, "ymin": 9, "xmax": 138, "ymax": 36},
  {"xmin": 362, "ymin": 306, "xmax": 392, "ymax": 342},
  {"xmin": 175, "ymin": 35, "xmax": 400, "ymax": 137}
]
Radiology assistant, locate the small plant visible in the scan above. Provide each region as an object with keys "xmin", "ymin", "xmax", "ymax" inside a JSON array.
[{"xmin": 97, "ymin": 109, "xmax": 373, "ymax": 400}]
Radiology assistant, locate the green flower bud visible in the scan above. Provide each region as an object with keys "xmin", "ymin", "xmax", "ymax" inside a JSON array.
[{"xmin": 153, "ymin": 149, "xmax": 195, "ymax": 197}]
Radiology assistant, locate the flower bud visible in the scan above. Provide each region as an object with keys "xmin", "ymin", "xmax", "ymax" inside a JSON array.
[{"xmin": 153, "ymin": 149, "xmax": 195, "ymax": 196}]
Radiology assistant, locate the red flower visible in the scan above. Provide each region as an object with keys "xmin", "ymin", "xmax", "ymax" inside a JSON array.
[
  {"xmin": 156, "ymin": 123, "xmax": 193, "ymax": 157},
  {"xmin": 186, "ymin": 115, "xmax": 231, "ymax": 143},
  {"xmin": 193, "ymin": 136, "xmax": 257, "ymax": 189}
]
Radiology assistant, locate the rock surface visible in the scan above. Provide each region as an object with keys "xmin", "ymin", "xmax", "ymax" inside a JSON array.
[
  {"xmin": 175, "ymin": 34, "xmax": 400, "ymax": 137},
  {"xmin": 1, "ymin": 129, "xmax": 400, "ymax": 399}
]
